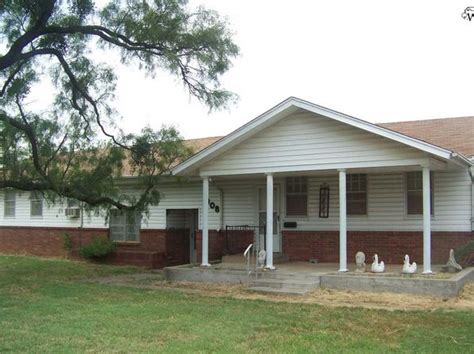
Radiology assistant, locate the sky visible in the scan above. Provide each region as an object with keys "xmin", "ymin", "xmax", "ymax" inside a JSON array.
[{"xmin": 37, "ymin": 1, "xmax": 474, "ymax": 139}]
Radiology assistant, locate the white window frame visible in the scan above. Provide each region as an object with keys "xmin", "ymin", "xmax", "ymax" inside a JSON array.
[
  {"xmin": 4, "ymin": 189, "xmax": 15, "ymax": 217},
  {"xmin": 30, "ymin": 191, "xmax": 43, "ymax": 217},
  {"xmin": 285, "ymin": 177, "xmax": 308, "ymax": 217},
  {"xmin": 109, "ymin": 209, "xmax": 141, "ymax": 242},
  {"xmin": 346, "ymin": 174, "xmax": 368, "ymax": 216}
]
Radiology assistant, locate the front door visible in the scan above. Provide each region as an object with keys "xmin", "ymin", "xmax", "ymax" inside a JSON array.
[{"xmin": 257, "ymin": 186, "xmax": 280, "ymax": 252}]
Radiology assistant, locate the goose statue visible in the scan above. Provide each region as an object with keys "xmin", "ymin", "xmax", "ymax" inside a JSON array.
[
  {"xmin": 371, "ymin": 254, "xmax": 385, "ymax": 273},
  {"xmin": 402, "ymin": 254, "xmax": 417, "ymax": 274}
]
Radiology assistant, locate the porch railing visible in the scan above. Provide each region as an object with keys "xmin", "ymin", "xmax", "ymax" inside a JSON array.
[{"xmin": 225, "ymin": 225, "xmax": 266, "ymax": 279}]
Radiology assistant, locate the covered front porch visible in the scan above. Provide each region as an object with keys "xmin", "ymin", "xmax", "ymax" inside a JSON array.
[
  {"xmin": 171, "ymin": 98, "xmax": 472, "ymax": 277},
  {"xmin": 199, "ymin": 163, "xmax": 438, "ymax": 274}
]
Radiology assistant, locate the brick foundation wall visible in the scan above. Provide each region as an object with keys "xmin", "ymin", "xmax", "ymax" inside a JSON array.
[
  {"xmin": 0, "ymin": 226, "xmax": 200, "ymax": 269},
  {"xmin": 282, "ymin": 230, "xmax": 474, "ymax": 264},
  {"xmin": 3, "ymin": 226, "xmax": 471, "ymax": 267},
  {"xmin": 0, "ymin": 226, "xmax": 107, "ymax": 258}
]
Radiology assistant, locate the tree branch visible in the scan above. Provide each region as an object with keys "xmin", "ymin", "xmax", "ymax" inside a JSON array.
[
  {"xmin": 16, "ymin": 47, "xmax": 134, "ymax": 153},
  {"xmin": 0, "ymin": 1, "xmax": 55, "ymax": 71}
]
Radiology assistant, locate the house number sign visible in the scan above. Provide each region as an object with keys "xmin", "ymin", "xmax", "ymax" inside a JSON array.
[{"xmin": 208, "ymin": 199, "xmax": 220, "ymax": 213}]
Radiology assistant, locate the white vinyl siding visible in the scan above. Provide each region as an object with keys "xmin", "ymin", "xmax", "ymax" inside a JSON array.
[
  {"xmin": 0, "ymin": 190, "xmax": 107, "ymax": 228},
  {"xmin": 200, "ymin": 112, "xmax": 427, "ymax": 176},
  {"xmin": 0, "ymin": 169, "xmax": 471, "ymax": 232},
  {"xmin": 4, "ymin": 190, "xmax": 15, "ymax": 217},
  {"xmin": 146, "ymin": 182, "xmax": 221, "ymax": 230},
  {"xmin": 215, "ymin": 170, "xmax": 472, "ymax": 232}
]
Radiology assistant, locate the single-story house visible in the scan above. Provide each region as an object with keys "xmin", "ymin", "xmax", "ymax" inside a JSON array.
[{"xmin": 1, "ymin": 97, "xmax": 473, "ymax": 272}]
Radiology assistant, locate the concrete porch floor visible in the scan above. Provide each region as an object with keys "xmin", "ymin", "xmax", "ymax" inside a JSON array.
[{"xmin": 217, "ymin": 254, "xmax": 445, "ymax": 275}]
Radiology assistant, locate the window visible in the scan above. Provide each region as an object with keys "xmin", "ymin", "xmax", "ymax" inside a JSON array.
[
  {"xmin": 346, "ymin": 174, "xmax": 367, "ymax": 215},
  {"xmin": 4, "ymin": 189, "xmax": 15, "ymax": 217},
  {"xmin": 406, "ymin": 171, "xmax": 433, "ymax": 215},
  {"xmin": 286, "ymin": 177, "xmax": 308, "ymax": 216},
  {"xmin": 67, "ymin": 198, "xmax": 79, "ymax": 208},
  {"xmin": 109, "ymin": 209, "xmax": 141, "ymax": 242},
  {"xmin": 30, "ymin": 191, "xmax": 43, "ymax": 217}
]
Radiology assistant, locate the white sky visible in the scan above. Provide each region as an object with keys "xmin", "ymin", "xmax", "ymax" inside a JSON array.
[{"xmin": 36, "ymin": 1, "xmax": 474, "ymax": 139}]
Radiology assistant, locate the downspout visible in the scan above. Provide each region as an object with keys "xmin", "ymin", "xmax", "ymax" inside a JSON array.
[
  {"xmin": 79, "ymin": 201, "xmax": 84, "ymax": 248},
  {"xmin": 470, "ymin": 166, "xmax": 474, "ymax": 232}
]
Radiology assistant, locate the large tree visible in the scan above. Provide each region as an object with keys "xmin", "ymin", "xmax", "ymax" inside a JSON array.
[{"xmin": 0, "ymin": 0, "xmax": 238, "ymax": 212}]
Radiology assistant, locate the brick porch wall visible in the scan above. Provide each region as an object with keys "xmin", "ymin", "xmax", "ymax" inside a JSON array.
[
  {"xmin": 195, "ymin": 230, "xmax": 225, "ymax": 263},
  {"xmin": 282, "ymin": 230, "xmax": 474, "ymax": 264},
  {"xmin": 224, "ymin": 230, "xmax": 254, "ymax": 255}
]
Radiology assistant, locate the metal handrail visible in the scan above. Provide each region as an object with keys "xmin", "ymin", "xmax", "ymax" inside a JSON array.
[
  {"xmin": 244, "ymin": 243, "xmax": 253, "ymax": 277},
  {"xmin": 244, "ymin": 243, "xmax": 253, "ymax": 257}
]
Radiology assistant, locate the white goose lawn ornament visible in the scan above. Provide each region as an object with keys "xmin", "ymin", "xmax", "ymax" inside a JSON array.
[
  {"xmin": 402, "ymin": 255, "xmax": 417, "ymax": 274},
  {"xmin": 371, "ymin": 254, "xmax": 385, "ymax": 273}
]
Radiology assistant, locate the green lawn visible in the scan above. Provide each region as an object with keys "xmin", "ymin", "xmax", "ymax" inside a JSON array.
[{"xmin": 0, "ymin": 256, "xmax": 473, "ymax": 353}]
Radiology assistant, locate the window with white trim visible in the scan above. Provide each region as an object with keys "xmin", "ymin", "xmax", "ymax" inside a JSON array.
[
  {"xmin": 30, "ymin": 191, "xmax": 43, "ymax": 217},
  {"xmin": 406, "ymin": 171, "xmax": 433, "ymax": 215},
  {"xmin": 346, "ymin": 174, "xmax": 367, "ymax": 215},
  {"xmin": 4, "ymin": 189, "xmax": 15, "ymax": 217},
  {"xmin": 286, "ymin": 177, "xmax": 308, "ymax": 216},
  {"xmin": 109, "ymin": 209, "xmax": 141, "ymax": 242}
]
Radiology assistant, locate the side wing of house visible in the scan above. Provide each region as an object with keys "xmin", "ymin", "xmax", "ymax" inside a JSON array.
[{"xmin": 0, "ymin": 182, "xmax": 222, "ymax": 230}]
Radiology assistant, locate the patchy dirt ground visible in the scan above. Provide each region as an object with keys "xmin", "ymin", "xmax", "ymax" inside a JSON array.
[{"xmin": 88, "ymin": 272, "xmax": 474, "ymax": 311}]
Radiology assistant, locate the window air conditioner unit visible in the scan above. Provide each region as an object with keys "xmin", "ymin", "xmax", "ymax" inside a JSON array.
[{"xmin": 65, "ymin": 207, "xmax": 81, "ymax": 218}]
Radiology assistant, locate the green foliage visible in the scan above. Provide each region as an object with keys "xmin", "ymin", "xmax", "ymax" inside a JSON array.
[
  {"xmin": 62, "ymin": 232, "xmax": 73, "ymax": 251},
  {"xmin": 0, "ymin": 0, "xmax": 239, "ymax": 213},
  {"xmin": 78, "ymin": 237, "xmax": 116, "ymax": 259}
]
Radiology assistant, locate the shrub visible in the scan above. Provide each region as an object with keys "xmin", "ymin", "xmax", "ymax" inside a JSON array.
[{"xmin": 79, "ymin": 237, "xmax": 116, "ymax": 260}]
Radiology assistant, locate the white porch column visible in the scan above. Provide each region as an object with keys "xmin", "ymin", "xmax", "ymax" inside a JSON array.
[
  {"xmin": 201, "ymin": 176, "xmax": 210, "ymax": 266},
  {"xmin": 338, "ymin": 169, "xmax": 348, "ymax": 272},
  {"xmin": 265, "ymin": 173, "xmax": 275, "ymax": 269},
  {"xmin": 422, "ymin": 167, "xmax": 432, "ymax": 274}
]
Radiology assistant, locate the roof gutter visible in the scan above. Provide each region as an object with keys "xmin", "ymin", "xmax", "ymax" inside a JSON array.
[{"xmin": 451, "ymin": 152, "xmax": 473, "ymax": 167}]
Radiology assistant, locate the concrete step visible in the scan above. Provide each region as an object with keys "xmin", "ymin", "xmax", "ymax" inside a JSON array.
[
  {"xmin": 252, "ymin": 278, "xmax": 320, "ymax": 290},
  {"xmin": 247, "ymin": 286, "xmax": 308, "ymax": 296},
  {"xmin": 261, "ymin": 272, "xmax": 320, "ymax": 281},
  {"xmin": 249, "ymin": 275, "xmax": 320, "ymax": 295}
]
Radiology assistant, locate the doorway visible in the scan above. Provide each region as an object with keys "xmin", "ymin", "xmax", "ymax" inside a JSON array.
[{"xmin": 165, "ymin": 208, "xmax": 198, "ymax": 265}]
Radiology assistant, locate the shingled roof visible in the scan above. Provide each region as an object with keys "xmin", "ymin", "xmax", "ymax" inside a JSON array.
[{"xmin": 379, "ymin": 117, "xmax": 474, "ymax": 158}]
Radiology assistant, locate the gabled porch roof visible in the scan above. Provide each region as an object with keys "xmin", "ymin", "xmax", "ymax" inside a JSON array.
[{"xmin": 172, "ymin": 97, "xmax": 472, "ymax": 176}]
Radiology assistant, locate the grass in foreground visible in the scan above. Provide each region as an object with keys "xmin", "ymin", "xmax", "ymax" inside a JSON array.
[{"xmin": 0, "ymin": 256, "xmax": 473, "ymax": 353}]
